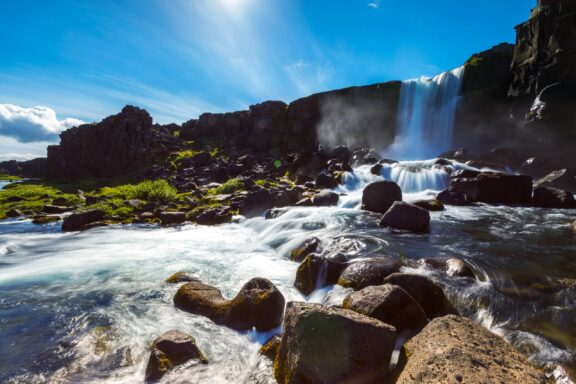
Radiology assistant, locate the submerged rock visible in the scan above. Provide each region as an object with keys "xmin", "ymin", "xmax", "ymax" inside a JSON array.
[
  {"xmin": 338, "ymin": 257, "xmax": 401, "ymax": 290},
  {"xmin": 396, "ymin": 315, "xmax": 544, "ymax": 384},
  {"xmin": 274, "ymin": 302, "xmax": 396, "ymax": 384},
  {"xmin": 165, "ymin": 272, "xmax": 200, "ymax": 284},
  {"xmin": 361, "ymin": 180, "xmax": 402, "ymax": 213},
  {"xmin": 532, "ymin": 186, "xmax": 575, "ymax": 208},
  {"xmin": 145, "ymin": 330, "xmax": 207, "ymax": 382},
  {"xmin": 174, "ymin": 278, "xmax": 285, "ymax": 331},
  {"xmin": 412, "ymin": 199, "xmax": 444, "ymax": 211},
  {"xmin": 290, "ymin": 236, "xmax": 321, "ymax": 262},
  {"xmin": 383, "ymin": 273, "xmax": 456, "ymax": 319},
  {"xmin": 419, "ymin": 257, "xmax": 475, "ymax": 278},
  {"xmin": 62, "ymin": 210, "xmax": 106, "ymax": 232},
  {"xmin": 379, "ymin": 201, "xmax": 430, "ymax": 232},
  {"xmin": 343, "ymin": 284, "xmax": 428, "ymax": 332},
  {"xmin": 436, "ymin": 189, "xmax": 470, "ymax": 206}
]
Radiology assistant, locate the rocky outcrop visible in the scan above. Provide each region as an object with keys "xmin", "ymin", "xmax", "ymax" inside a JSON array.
[
  {"xmin": 449, "ymin": 172, "xmax": 533, "ymax": 205},
  {"xmin": 47, "ymin": 106, "xmax": 177, "ymax": 178},
  {"xmin": 0, "ymin": 158, "xmax": 47, "ymax": 178},
  {"xmin": 533, "ymin": 186, "xmax": 575, "ymax": 208},
  {"xmin": 343, "ymin": 284, "xmax": 428, "ymax": 332},
  {"xmin": 173, "ymin": 278, "xmax": 285, "ymax": 331},
  {"xmin": 145, "ymin": 330, "xmax": 207, "ymax": 382},
  {"xmin": 274, "ymin": 302, "xmax": 396, "ymax": 384},
  {"xmin": 535, "ymin": 168, "xmax": 576, "ymax": 193},
  {"xmin": 379, "ymin": 201, "xmax": 430, "ymax": 232},
  {"xmin": 396, "ymin": 315, "xmax": 544, "ymax": 383}
]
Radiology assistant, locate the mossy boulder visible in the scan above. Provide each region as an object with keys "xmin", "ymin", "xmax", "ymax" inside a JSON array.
[
  {"xmin": 383, "ymin": 273, "xmax": 457, "ymax": 319},
  {"xmin": 145, "ymin": 330, "xmax": 207, "ymax": 382},
  {"xmin": 412, "ymin": 199, "xmax": 444, "ymax": 211},
  {"xmin": 338, "ymin": 258, "xmax": 401, "ymax": 290},
  {"xmin": 343, "ymin": 284, "xmax": 428, "ymax": 332},
  {"xmin": 32, "ymin": 215, "xmax": 61, "ymax": 224},
  {"xmin": 274, "ymin": 302, "xmax": 396, "ymax": 384},
  {"xmin": 290, "ymin": 236, "xmax": 321, "ymax": 262},
  {"xmin": 165, "ymin": 272, "xmax": 199, "ymax": 284},
  {"xmin": 294, "ymin": 254, "xmax": 348, "ymax": 296},
  {"xmin": 174, "ymin": 278, "xmax": 285, "ymax": 331},
  {"xmin": 260, "ymin": 335, "xmax": 281, "ymax": 360}
]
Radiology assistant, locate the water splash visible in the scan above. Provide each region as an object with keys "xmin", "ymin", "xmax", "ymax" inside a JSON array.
[{"xmin": 387, "ymin": 66, "xmax": 465, "ymax": 160}]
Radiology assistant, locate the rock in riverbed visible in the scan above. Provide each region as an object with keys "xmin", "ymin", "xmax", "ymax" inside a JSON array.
[
  {"xmin": 412, "ymin": 199, "xmax": 444, "ymax": 211},
  {"xmin": 165, "ymin": 272, "xmax": 199, "ymax": 284},
  {"xmin": 343, "ymin": 284, "xmax": 428, "ymax": 332},
  {"xmin": 174, "ymin": 278, "xmax": 285, "ymax": 331},
  {"xmin": 396, "ymin": 315, "xmax": 544, "ymax": 383},
  {"xmin": 361, "ymin": 180, "xmax": 402, "ymax": 213},
  {"xmin": 379, "ymin": 201, "xmax": 430, "ymax": 232},
  {"xmin": 290, "ymin": 236, "xmax": 321, "ymax": 262},
  {"xmin": 294, "ymin": 253, "xmax": 347, "ymax": 295},
  {"xmin": 145, "ymin": 330, "xmax": 207, "ymax": 382},
  {"xmin": 274, "ymin": 302, "xmax": 396, "ymax": 384},
  {"xmin": 338, "ymin": 257, "xmax": 401, "ymax": 290},
  {"xmin": 532, "ymin": 186, "xmax": 575, "ymax": 208},
  {"xmin": 158, "ymin": 211, "xmax": 186, "ymax": 225},
  {"xmin": 62, "ymin": 210, "xmax": 106, "ymax": 231}
]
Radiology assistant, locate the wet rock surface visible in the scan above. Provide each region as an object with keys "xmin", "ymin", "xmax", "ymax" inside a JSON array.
[
  {"xmin": 361, "ymin": 180, "xmax": 402, "ymax": 213},
  {"xmin": 338, "ymin": 257, "xmax": 401, "ymax": 290},
  {"xmin": 62, "ymin": 210, "xmax": 106, "ymax": 232},
  {"xmin": 379, "ymin": 201, "xmax": 430, "ymax": 232}
]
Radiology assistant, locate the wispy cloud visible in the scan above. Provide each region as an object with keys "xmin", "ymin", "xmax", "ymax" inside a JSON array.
[
  {"xmin": 368, "ymin": 0, "xmax": 382, "ymax": 9},
  {"xmin": 0, "ymin": 152, "xmax": 39, "ymax": 161},
  {"xmin": 0, "ymin": 104, "xmax": 84, "ymax": 143}
]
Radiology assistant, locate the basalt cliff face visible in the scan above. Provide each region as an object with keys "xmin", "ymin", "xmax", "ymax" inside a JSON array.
[{"xmin": 43, "ymin": 0, "xmax": 576, "ymax": 179}]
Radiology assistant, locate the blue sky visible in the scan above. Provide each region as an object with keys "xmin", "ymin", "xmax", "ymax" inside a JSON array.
[{"xmin": 0, "ymin": 0, "xmax": 534, "ymax": 159}]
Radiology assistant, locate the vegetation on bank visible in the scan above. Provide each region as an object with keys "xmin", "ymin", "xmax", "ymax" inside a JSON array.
[{"xmin": 0, "ymin": 175, "xmax": 23, "ymax": 181}]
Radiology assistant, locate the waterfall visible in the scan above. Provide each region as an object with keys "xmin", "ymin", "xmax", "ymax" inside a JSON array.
[{"xmin": 389, "ymin": 66, "xmax": 465, "ymax": 160}]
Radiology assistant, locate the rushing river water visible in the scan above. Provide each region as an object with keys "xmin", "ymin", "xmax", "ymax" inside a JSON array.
[{"xmin": 1, "ymin": 163, "xmax": 575, "ymax": 383}]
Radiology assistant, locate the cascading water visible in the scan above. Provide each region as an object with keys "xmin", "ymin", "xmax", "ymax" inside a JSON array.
[{"xmin": 389, "ymin": 66, "xmax": 465, "ymax": 160}]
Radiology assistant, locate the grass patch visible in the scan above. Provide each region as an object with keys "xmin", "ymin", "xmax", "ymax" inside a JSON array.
[
  {"xmin": 0, "ymin": 183, "xmax": 82, "ymax": 218},
  {"xmin": 466, "ymin": 56, "xmax": 484, "ymax": 66},
  {"xmin": 0, "ymin": 175, "xmax": 22, "ymax": 181},
  {"xmin": 97, "ymin": 180, "xmax": 177, "ymax": 202},
  {"xmin": 207, "ymin": 178, "xmax": 245, "ymax": 195}
]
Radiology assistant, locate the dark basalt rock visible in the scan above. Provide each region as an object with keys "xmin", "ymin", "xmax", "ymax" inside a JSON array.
[
  {"xmin": 436, "ymin": 189, "xmax": 470, "ymax": 206},
  {"xmin": 174, "ymin": 278, "xmax": 285, "ymax": 331},
  {"xmin": 42, "ymin": 205, "xmax": 73, "ymax": 214},
  {"xmin": 0, "ymin": 157, "xmax": 47, "ymax": 178},
  {"xmin": 158, "ymin": 211, "xmax": 186, "ymax": 225},
  {"xmin": 450, "ymin": 172, "xmax": 533, "ymax": 205},
  {"xmin": 6, "ymin": 208, "xmax": 23, "ymax": 218},
  {"xmin": 361, "ymin": 180, "xmax": 402, "ymax": 213},
  {"xmin": 533, "ymin": 186, "xmax": 575, "ymax": 208},
  {"xmin": 294, "ymin": 254, "xmax": 347, "ymax": 296},
  {"xmin": 412, "ymin": 199, "xmax": 444, "ymax": 211},
  {"xmin": 379, "ymin": 201, "xmax": 430, "ymax": 232},
  {"xmin": 383, "ymin": 273, "xmax": 457, "ymax": 319},
  {"xmin": 330, "ymin": 145, "xmax": 352, "ymax": 163},
  {"xmin": 239, "ymin": 189, "xmax": 273, "ymax": 218},
  {"xmin": 370, "ymin": 163, "xmax": 383, "ymax": 175},
  {"xmin": 338, "ymin": 257, "xmax": 401, "ymax": 291},
  {"xmin": 535, "ymin": 169, "xmax": 576, "ymax": 193},
  {"xmin": 260, "ymin": 335, "xmax": 281, "ymax": 360},
  {"xmin": 296, "ymin": 191, "xmax": 339, "ymax": 207},
  {"xmin": 145, "ymin": 330, "xmax": 207, "ymax": 382},
  {"xmin": 274, "ymin": 302, "xmax": 396, "ymax": 384},
  {"xmin": 418, "ymin": 257, "xmax": 475, "ymax": 278},
  {"xmin": 196, "ymin": 208, "xmax": 232, "ymax": 226},
  {"xmin": 32, "ymin": 215, "xmax": 61, "ymax": 224},
  {"xmin": 165, "ymin": 272, "xmax": 200, "ymax": 284},
  {"xmin": 343, "ymin": 284, "xmax": 428, "ymax": 332},
  {"xmin": 315, "ymin": 172, "xmax": 338, "ymax": 189},
  {"xmin": 62, "ymin": 210, "xmax": 106, "ymax": 232},
  {"xmin": 290, "ymin": 237, "xmax": 321, "ymax": 262},
  {"xmin": 519, "ymin": 157, "xmax": 559, "ymax": 179}
]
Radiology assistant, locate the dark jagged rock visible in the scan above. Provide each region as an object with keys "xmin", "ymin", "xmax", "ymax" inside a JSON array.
[
  {"xmin": 519, "ymin": 157, "xmax": 559, "ymax": 179},
  {"xmin": 315, "ymin": 172, "xmax": 338, "ymax": 189},
  {"xmin": 290, "ymin": 237, "xmax": 321, "ymax": 262},
  {"xmin": 330, "ymin": 145, "xmax": 352, "ymax": 162},
  {"xmin": 42, "ymin": 205, "xmax": 73, "ymax": 214},
  {"xmin": 383, "ymin": 273, "xmax": 457, "ymax": 319},
  {"xmin": 361, "ymin": 180, "xmax": 402, "ymax": 213},
  {"xmin": 47, "ymin": 106, "xmax": 177, "ymax": 178},
  {"xmin": 158, "ymin": 211, "xmax": 186, "ymax": 225},
  {"xmin": 0, "ymin": 158, "xmax": 47, "ymax": 178},
  {"xmin": 239, "ymin": 189, "xmax": 273, "ymax": 218},
  {"xmin": 145, "ymin": 330, "xmax": 207, "ymax": 382},
  {"xmin": 62, "ymin": 210, "xmax": 106, "ymax": 232},
  {"xmin": 32, "ymin": 215, "xmax": 61, "ymax": 224},
  {"xmin": 397, "ymin": 315, "xmax": 544, "ymax": 384},
  {"xmin": 6, "ymin": 208, "xmax": 23, "ymax": 217},
  {"xmin": 370, "ymin": 163, "xmax": 383, "ymax": 175},
  {"xmin": 379, "ymin": 201, "xmax": 430, "ymax": 232},
  {"xmin": 412, "ymin": 199, "xmax": 444, "ymax": 211},
  {"xmin": 294, "ymin": 254, "xmax": 347, "ymax": 296},
  {"xmin": 196, "ymin": 208, "xmax": 232, "ymax": 226},
  {"xmin": 174, "ymin": 278, "xmax": 285, "ymax": 331},
  {"xmin": 165, "ymin": 272, "xmax": 200, "ymax": 284},
  {"xmin": 274, "ymin": 302, "xmax": 396, "ymax": 384},
  {"xmin": 343, "ymin": 284, "xmax": 428, "ymax": 332},
  {"xmin": 296, "ymin": 191, "xmax": 339, "ymax": 207},
  {"xmin": 533, "ymin": 186, "xmax": 575, "ymax": 208},
  {"xmin": 436, "ymin": 189, "xmax": 470, "ymax": 206},
  {"xmin": 338, "ymin": 257, "xmax": 401, "ymax": 290},
  {"xmin": 450, "ymin": 172, "xmax": 533, "ymax": 205}
]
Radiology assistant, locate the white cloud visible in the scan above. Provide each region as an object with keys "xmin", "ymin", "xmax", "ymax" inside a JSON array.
[
  {"xmin": 368, "ymin": 0, "xmax": 382, "ymax": 9},
  {"xmin": 0, "ymin": 104, "xmax": 84, "ymax": 143},
  {"xmin": 0, "ymin": 152, "xmax": 39, "ymax": 161}
]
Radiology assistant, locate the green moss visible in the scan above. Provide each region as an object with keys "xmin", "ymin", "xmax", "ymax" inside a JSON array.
[
  {"xmin": 207, "ymin": 178, "xmax": 245, "ymax": 195},
  {"xmin": 466, "ymin": 56, "xmax": 484, "ymax": 66},
  {"xmin": 173, "ymin": 130, "xmax": 180, "ymax": 138},
  {"xmin": 0, "ymin": 175, "xmax": 22, "ymax": 181},
  {"xmin": 97, "ymin": 180, "xmax": 177, "ymax": 202},
  {"xmin": 170, "ymin": 150, "xmax": 205, "ymax": 169},
  {"xmin": 0, "ymin": 183, "xmax": 81, "ymax": 218}
]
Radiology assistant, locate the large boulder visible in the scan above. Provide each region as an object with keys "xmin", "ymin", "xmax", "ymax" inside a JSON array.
[
  {"xmin": 239, "ymin": 189, "xmax": 273, "ymax": 218},
  {"xmin": 338, "ymin": 257, "xmax": 401, "ymax": 290},
  {"xmin": 145, "ymin": 330, "xmax": 207, "ymax": 382},
  {"xmin": 361, "ymin": 181, "xmax": 402, "ymax": 213},
  {"xmin": 296, "ymin": 191, "xmax": 339, "ymax": 207},
  {"xmin": 174, "ymin": 278, "xmax": 285, "ymax": 331},
  {"xmin": 450, "ymin": 172, "xmax": 533, "ymax": 205},
  {"xmin": 290, "ymin": 236, "xmax": 321, "ymax": 262},
  {"xmin": 532, "ymin": 186, "xmax": 575, "ymax": 208},
  {"xmin": 383, "ymin": 273, "xmax": 457, "ymax": 319},
  {"xmin": 62, "ymin": 210, "xmax": 106, "ymax": 232},
  {"xmin": 294, "ymin": 254, "xmax": 347, "ymax": 296},
  {"xmin": 274, "ymin": 302, "xmax": 397, "ymax": 384},
  {"xmin": 343, "ymin": 284, "xmax": 428, "ymax": 332},
  {"xmin": 436, "ymin": 189, "xmax": 470, "ymax": 206},
  {"xmin": 315, "ymin": 172, "xmax": 338, "ymax": 189},
  {"xmin": 396, "ymin": 315, "xmax": 544, "ymax": 383},
  {"xmin": 379, "ymin": 201, "xmax": 430, "ymax": 232},
  {"xmin": 535, "ymin": 169, "xmax": 576, "ymax": 193},
  {"xmin": 158, "ymin": 211, "xmax": 186, "ymax": 225}
]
